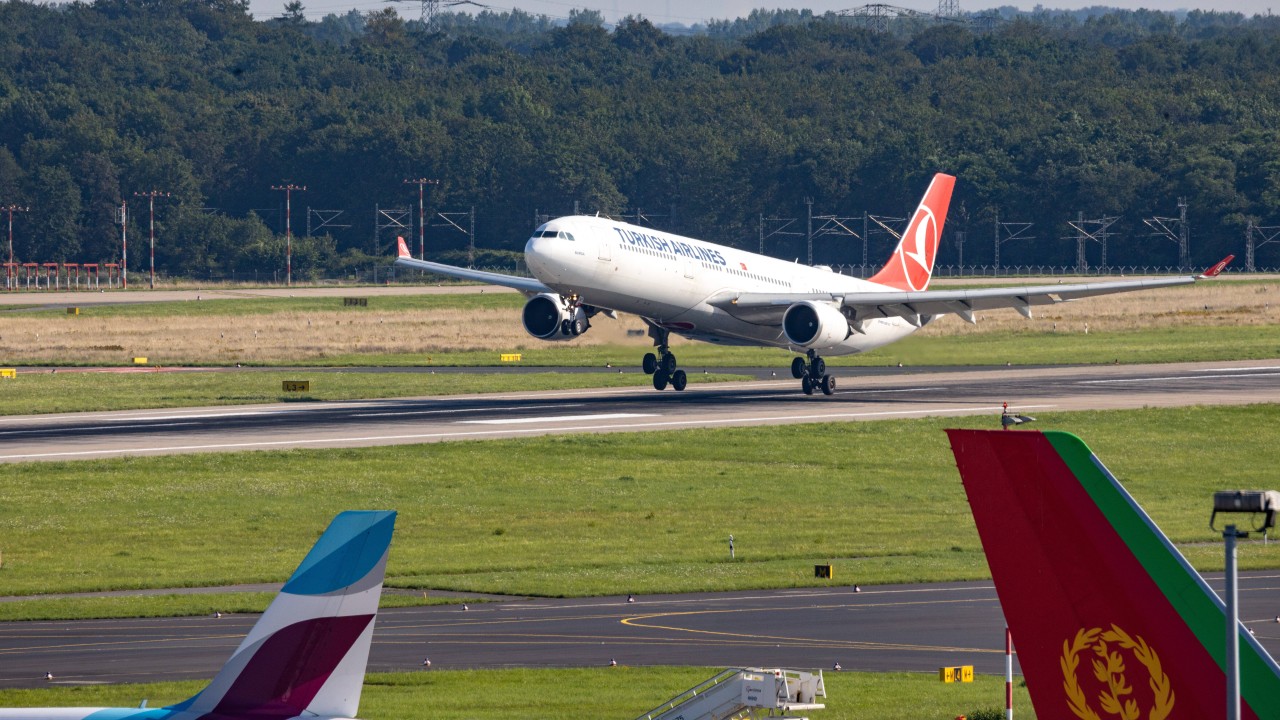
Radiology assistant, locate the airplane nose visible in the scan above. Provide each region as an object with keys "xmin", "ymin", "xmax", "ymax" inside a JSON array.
[{"xmin": 525, "ymin": 236, "xmax": 557, "ymax": 280}]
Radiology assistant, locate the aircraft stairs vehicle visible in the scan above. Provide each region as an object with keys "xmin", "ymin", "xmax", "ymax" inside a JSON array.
[{"xmin": 633, "ymin": 667, "xmax": 826, "ymax": 720}]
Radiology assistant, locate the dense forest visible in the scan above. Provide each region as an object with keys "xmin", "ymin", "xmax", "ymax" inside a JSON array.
[{"xmin": 2, "ymin": 0, "xmax": 1280, "ymax": 281}]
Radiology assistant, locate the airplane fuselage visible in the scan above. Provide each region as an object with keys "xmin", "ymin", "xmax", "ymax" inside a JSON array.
[{"xmin": 523, "ymin": 216, "xmax": 921, "ymax": 355}]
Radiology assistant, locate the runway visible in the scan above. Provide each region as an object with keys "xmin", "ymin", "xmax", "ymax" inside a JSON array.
[
  {"xmin": 2, "ymin": 360, "xmax": 1279, "ymax": 462},
  {"xmin": 3, "ymin": 574, "xmax": 1278, "ymax": 688}
]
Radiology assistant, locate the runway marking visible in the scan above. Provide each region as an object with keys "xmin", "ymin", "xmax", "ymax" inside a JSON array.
[
  {"xmin": 461, "ymin": 413, "xmax": 657, "ymax": 425},
  {"xmin": 0, "ymin": 633, "xmax": 245, "ymax": 656},
  {"xmin": 1078, "ymin": 371, "xmax": 1280, "ymax": 385},
  {"xmin": 1197, "ymin": 365, "xmax": 1280, "ymax": 372},
  {"xmin": 620, "ymin": 601, "xmax": 1002, "ymax": 654},
  {"xmin": 353, "ymin": 403, "xmax": 583, "ymax": 418},
  {"xmin": 376, "ymin": 592, "xmax": 1002, "ymax": 633},
  {"xmin": 0, "ymin": 404, "xmax": 1057, "ymax": 460}
]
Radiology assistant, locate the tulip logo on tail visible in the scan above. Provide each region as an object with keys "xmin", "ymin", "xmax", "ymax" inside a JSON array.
[
  {"xmin": 397, "ymin": 236, "xmax": 411, "ymax": 258},
  {"xmin": 868, "ymin": 173, "xmax": 954, "ymax": 292}
]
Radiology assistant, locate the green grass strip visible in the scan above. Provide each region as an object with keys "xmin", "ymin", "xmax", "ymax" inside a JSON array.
[
  {"xmin": 1, "ymin": 406, "xmax": 1277, "ymax": 618},
  {"xmin": 0, "ymin": 668, "xmax": 1037, "ymax": 720}
]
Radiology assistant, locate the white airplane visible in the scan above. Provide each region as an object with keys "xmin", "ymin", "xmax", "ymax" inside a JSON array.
[
  {"xmin": 396, "ymin": 173, "xmax": 1233, "ymax": 395},
  {"xmin": 0, "ymin": 510, "xmax": 396, "ymax": 720}
]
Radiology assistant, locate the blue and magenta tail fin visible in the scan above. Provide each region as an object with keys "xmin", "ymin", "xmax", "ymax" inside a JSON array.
[
  {"xmin": 947, "ymin": 430, "xmax": 1280, "ymax": 720},
  {"xmin": 174, "ymin": 510, "xmax": 396, "ymax": 720}
]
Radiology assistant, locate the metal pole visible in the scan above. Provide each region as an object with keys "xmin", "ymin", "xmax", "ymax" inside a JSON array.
[
  {"xmin": 805, "ymin": 197, "xmax": 814, "ymax": 265},
  {"xmin": 1005, "ymin": 626, "xmax": 1013, "ymax": 720},
  {"xmin": 5, "ymin": 208, "xmax": 12, "ymax": 291},
  {"xmin": 272, "ymin": 184, "xmax": 306, "ymax": 287},
  {"xmin": 286, "ymin": 188, "xmax": 291, "ymax": 286},
  {"xmin": 133, "ymin": 191, "xmax": 167, "ymax": 289},
  {"xmin": 405, "ymin": 179, "xmax": 438, "ymax": 260},
  {"xmin": 1225, "ymin": 524, "xmax": 1241, "ymax": 720},
  {"xmin": 121, "ymin": 201, "xmax": 128, "ymax": 289},
  {"xmin": 149, "ymin": 194, "xmax": 155, "ymax": 289}
]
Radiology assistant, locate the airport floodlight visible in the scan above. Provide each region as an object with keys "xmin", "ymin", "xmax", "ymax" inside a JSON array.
[
  {"xmin": 1211, "ymin": 487, "xmax": 1279, "ymax": 720},
  {"xmin": 1210, "ymin": 490, "xmax": 1280, "ymax": 534}
]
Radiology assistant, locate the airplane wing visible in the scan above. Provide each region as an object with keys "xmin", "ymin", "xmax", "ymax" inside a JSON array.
[
  {"xmin": 709, "ymin": 256, "xmax": 1232, "ymax": 328},
  {"xmin": 393, "ymin": 237, "xmax": 553, "ymax": 295}
]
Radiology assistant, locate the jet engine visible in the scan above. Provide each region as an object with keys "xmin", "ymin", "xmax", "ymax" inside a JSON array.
[
  {"xmin": 522, "ymin": 293, "xmax": 588, "ymax": 341},
  {"xmin": 782, "ymin": 301, "xmax": 850, "ymax": 349}
]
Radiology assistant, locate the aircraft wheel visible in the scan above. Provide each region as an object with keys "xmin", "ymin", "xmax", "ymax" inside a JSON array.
[
  {"xmin": 791, "ymin": 357, "xmax": 806, "ymax": 379},
  {"xmin": 821, "ymin": 374, "xmax": 836, "ymax": 395},
  {"xmin": 560, "ymin": 319, "xmax": 573, "ymax": 336},
  {"xmin": 571, "ymin": 317, "xmax": 588, "ymax": 335},
  {"xmin": 812, "ymin": 356, "xmax": 826, "ymax": 377},
  {"xmin": 671, "ymin": 369, "xmax": 687, "ymax": 391},
  {"xmin": 801, "ymin": 375, "xmax": 815, "ymax": 395},
  {"xmin": 653, "ymin": 369, "xmax": 670, "ymax": 391},
  {"xmin": 642, "ymin": 353, "xmax": 658, "ymax": 375},
  {"xmin": 661, "ymin": 352, "xmax": 678, "ymax": 375}
]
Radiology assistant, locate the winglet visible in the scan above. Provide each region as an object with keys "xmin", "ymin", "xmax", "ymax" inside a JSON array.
[
  {"xmin": 1199, "ymin": 254, "xmax": 1234, "ymax": 279},
  {"xmin": 396, "ymin": 236, "xmax": 412, "ymax": 259}
]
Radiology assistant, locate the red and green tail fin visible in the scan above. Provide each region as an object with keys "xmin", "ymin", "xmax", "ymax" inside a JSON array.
[{"xmin": 946, "ymin": 429, "xmax": 1280, "ymax": 720}]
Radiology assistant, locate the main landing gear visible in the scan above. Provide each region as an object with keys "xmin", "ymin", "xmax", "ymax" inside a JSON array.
[
  {"xmin": 642, "ymin": 326, "xmax": 686, "ymax": 391},
  {"xmin": 791, "ymin": 349, "xmax": 835, "ymax": 396}
]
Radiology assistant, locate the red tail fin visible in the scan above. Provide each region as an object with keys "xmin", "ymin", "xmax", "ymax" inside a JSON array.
[
  {"xmin": 867, "ymin": 173, "xmax": 954, "ymax": 291},
  {"xmin": 396, "ymin": 236, "xmax": 411, "ymax": 259},
  {"xmin": 947, "ymin": 429, "xmax": 1280, "ymax": 720}
]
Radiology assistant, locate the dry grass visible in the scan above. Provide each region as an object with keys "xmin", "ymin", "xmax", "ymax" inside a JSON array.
[
  {"xmin": 919, "ymin": 281, "xmax": 1280, "ymax": 336},
  {"xmin": 0, "ymin": 307, "xmax": 652, "ymax": 365},
  {"xmin": 0, "ymin": 281, "xmax": 1274, "ymax": 365}
]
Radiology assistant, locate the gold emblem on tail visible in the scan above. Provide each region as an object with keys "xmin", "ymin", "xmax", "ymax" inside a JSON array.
[{"xmin": 1061, "ymin": 625, "xmax": 1174, "ymax": 720}]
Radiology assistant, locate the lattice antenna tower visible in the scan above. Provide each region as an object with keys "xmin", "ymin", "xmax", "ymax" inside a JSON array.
[
  {"xmin": 1143, "ymin": 197, "xmax": 1190, "ymax": 270},
  {"xmin": 1066, "ymin": 213, "xmax": 1119, "ymax": 274},
  {"xmin": 1246, "ymin": 221, "xmax": 1280, "ymax": 272},
  {"xmin": 993, "ymin": 209, "xmax": 1034, "ymax": 272},
  {"xmin": 937, "ymin": 0, "xmax": 962, "ymax": 18}
]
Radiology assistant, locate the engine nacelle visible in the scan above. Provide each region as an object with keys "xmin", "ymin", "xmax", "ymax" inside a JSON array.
[
  {"xmin": 782, "ymin": 301, "xmax": 850, "ymax": 349},
  {"xmin": 522, "ymin": 293, "xmax": 588, "ymax": 341}
]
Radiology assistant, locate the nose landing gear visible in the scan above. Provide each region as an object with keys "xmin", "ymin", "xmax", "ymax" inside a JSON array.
[{"xmin": 793, "ymin": 350, "xmax": 835, "ymax": 395}]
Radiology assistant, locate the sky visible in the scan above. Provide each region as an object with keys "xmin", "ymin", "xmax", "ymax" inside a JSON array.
[{"xmin": 249, "ymin": 0, "xmax": 1277, "ymax": 25}]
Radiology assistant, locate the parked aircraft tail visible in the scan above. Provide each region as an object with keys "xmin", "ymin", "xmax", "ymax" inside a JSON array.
[
  {"xmin": 174, "ymin": 510, "xmax": 396, "ymax": 720},
  {"xmin": 396, "ymin": 236, "xmax": 411, "ymax": 259},
  {"xmin": 867, "ymin": 173, "xmax": 954, "ymax": 292},
  {"xmin": 946, "ymin": 429, "xmax": 1280, "ymax": 720}
]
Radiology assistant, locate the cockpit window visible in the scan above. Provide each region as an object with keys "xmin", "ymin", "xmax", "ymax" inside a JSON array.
[{"xmin": 533, "ymin": 230, "xmax": 574, "ymax": 240}]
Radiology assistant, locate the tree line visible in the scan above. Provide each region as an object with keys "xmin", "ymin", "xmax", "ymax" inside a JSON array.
[{"xmin": 1, "ymin": 0, "xmax": 1279, "ymax": 281}]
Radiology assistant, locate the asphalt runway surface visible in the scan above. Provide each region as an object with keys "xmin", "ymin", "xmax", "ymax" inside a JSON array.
[
  {"xmin": 2, "ymin": 360, "xmax": 1279, "ymax": 462},
  {"xmin": 3, "ymin": 574, "xmax": 1278, "ymax": 689}
]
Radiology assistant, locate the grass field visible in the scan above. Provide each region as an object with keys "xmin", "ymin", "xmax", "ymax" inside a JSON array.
[
  {"xmin": 0, "ymin": 668, "xmax": 1035, "ymax": 720},
  {"xmin": 2, "ymin": 405, "xmax": 1276, "ymax": 619}
]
